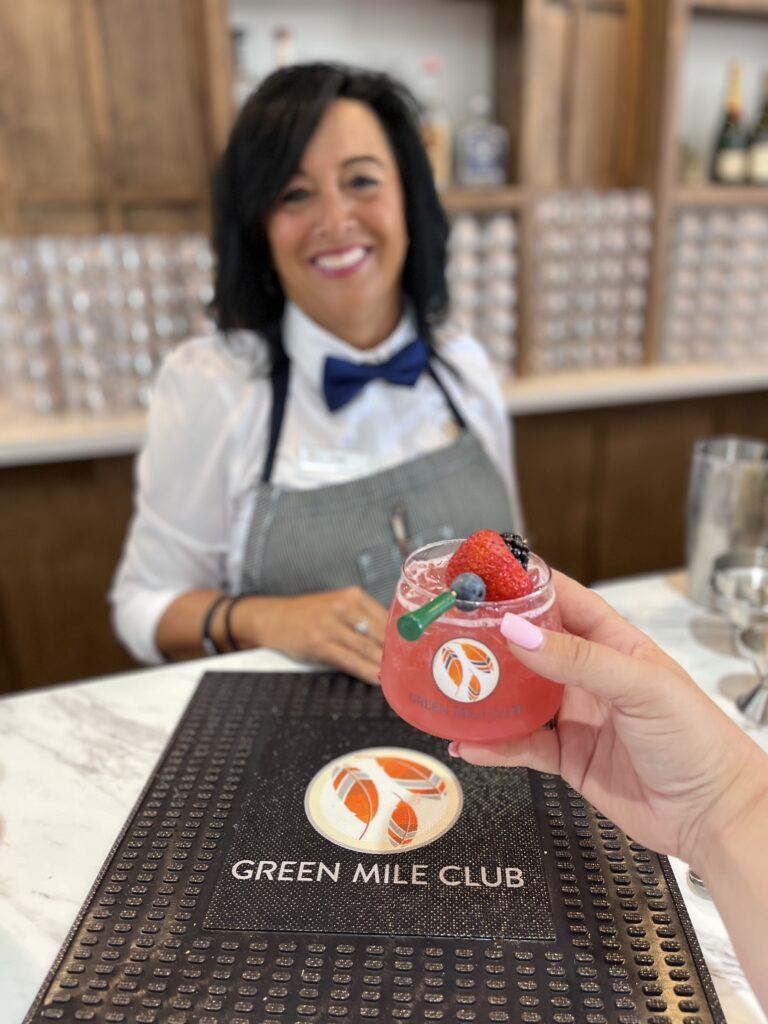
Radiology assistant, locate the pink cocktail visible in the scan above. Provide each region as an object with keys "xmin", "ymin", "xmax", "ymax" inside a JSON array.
[{"xmin": 380, "ymin": 539, "xmax": 563, "ymax": 743}]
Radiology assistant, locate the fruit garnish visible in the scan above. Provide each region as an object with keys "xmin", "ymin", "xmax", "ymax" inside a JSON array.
[
  {"xmin": 446, "ymin": 529, "xmax": 534, "ymax": 601},
  {"xmin": 500, "ymin": 531, "xmax": 530, "ymax": 569},
  {"xmin": 450, "ymin": 572, "xmax": 486, "ymax": 609},
  {"xmin": 397, "ymin": 571, "xmax": 487, "ymax": 641}
]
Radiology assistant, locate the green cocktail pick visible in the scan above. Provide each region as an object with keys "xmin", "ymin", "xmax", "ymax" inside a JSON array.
[{"xmin": 397, "ymin": 590, "xmax": 457, "ymax": 641}]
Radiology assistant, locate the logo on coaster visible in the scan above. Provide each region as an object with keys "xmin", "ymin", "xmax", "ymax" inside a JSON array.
[
  {"xmin": 432, "ymin": 638, "xmax": 499, "ymax": 703},
  {"xmin": 305, "ymin": 747, "xmax": 463, "ymax": 854}
]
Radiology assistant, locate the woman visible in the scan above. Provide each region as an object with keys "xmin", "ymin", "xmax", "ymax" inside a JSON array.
[
  {"xmin": 451, "ymin": 573, "xmax": 768, "ymax": 1010},
  {"xmin": 110, "ymin": 63, "xmax": 522, "ymax": 682}
]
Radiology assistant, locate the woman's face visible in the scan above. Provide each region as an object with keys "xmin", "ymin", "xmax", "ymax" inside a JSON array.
[{"xmin": 266, "ymin": 98, "xmax": 409, "ymax": 348}]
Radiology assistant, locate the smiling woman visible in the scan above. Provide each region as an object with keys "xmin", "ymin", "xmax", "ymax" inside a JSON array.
[
  {"xmin": 266, "ymin": 102, "xmax": 409, "ymax": 349},
  {"xmin": 109, "ymin": 63, "xmax": 524, "ymax": 684}
]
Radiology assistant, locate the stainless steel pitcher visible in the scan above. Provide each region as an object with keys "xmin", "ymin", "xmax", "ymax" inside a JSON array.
[{"xmin": 686, "ymin": 436, "xmax": 768, "ymax": 607}]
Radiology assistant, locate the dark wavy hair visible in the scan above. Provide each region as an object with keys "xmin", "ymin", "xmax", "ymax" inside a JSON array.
[{"xmin": 210, "ymin": 62, "xmax": 449, "ymax": 361}]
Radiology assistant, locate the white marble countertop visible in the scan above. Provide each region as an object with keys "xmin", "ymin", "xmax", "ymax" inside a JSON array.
[{"xmin": 1, "ymin": 573, "xmax": 766, "ymax": 1024}]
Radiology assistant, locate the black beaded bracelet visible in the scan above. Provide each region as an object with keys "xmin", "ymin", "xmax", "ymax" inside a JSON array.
[
  {"xmin": 224, "ymin": 595, "xmax": 246, "ymax": 652},
  {"xmin": 201, "ymin": 593, "xmax": 229, "ymax": 657}
]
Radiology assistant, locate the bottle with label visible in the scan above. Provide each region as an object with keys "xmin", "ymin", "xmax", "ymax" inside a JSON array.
[
  {"xmin": 454, "ymin": 94, "xmax": 509, "ymax": 187},
  {"xmin": 748, "ymin": 72, "xmax": 768, "ymax": 185},
  {"xmin": 710, "ymin": 62, "xmax": 748, "ymax": 184},
  {"xmin": 419, "ymin": 56, "xmax": 452, "ymax": 191},
  {"xmin": 273, "ymin": 26, "xmax": 294, "ymax": 69},
  {"xmin": 231, "ymin": 26, "xmax": 259, "ymax": 108}
]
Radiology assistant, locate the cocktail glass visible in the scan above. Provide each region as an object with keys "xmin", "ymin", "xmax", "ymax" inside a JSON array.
[{"xmin": 379, "ymin": 539, "xmax": 564, "ymax": 742}]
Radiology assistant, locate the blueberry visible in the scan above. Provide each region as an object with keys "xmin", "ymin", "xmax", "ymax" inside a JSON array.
[{"xmin": 450, "ymin": 572, "xmax": 486, "ymax": 609}]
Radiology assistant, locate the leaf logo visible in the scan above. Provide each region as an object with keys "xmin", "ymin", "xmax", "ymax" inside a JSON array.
[
  {"xmin": 375, "ymin": 756, "xmax": 447, "ymax": 799},
  {"xmin": 432, "ymin": 638, "xmax": 499, "ymax": 704},
  {"xmin": 305, "ymin": 747, "xmax": 463, "ymax": 855},
  {"xmin": 332, "ymin": 764, "xmax": 379, "ymax": 838},
  {"xmin": 387, "ymin": 799, "xmax": 418, "ymax": 848}
]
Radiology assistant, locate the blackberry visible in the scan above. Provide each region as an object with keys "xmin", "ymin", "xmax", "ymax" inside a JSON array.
[{"xmin": 500, "ymin": 532, "xmax": 530, "ymax": 569}]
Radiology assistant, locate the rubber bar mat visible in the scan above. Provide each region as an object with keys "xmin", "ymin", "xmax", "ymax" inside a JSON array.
[{"xmin": 26, "ymin": 671, "xmax": 725, "ymax": 1024}]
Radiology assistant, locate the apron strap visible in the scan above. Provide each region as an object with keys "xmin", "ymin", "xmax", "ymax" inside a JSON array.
[
  {"xmin": 426, "ymin": 363, "xmax": 467, "ymax": 431},
  {"xmin": 260, "ymin": 351, "xmax": 467, "ymax": 484},
  {"xmin": 261, "ymin": 357, "xmax": 290, "ymax": 484}
]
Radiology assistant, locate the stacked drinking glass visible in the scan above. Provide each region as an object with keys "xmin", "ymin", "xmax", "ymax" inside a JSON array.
[{"xmin": 529, "ymin": 190, "xmax": 653, "ymax": 373}]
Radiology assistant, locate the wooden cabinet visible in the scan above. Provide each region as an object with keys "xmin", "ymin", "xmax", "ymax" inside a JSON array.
[
  {"xmin": 499, "ymin": 0, "xmax": 641, "ymax": 190},
  {"xmin": 0, "ymin": 0, "xmax": 232, "ymax": 234},
  {"xmin": 516, "ymin": 390, "xmax": 768, "ymax": 584},
  {"xmin": 0, "ymin": 456, "xmax": 136, "ymax": 693}
]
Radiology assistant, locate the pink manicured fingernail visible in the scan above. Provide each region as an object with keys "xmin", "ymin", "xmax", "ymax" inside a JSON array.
[
  {"xmin": 500, "ymin": 612, "xmax": 544, "ymax": 650},
  {"xmin": 447, "ymin": 741, "xmax": 461, "ymax": 758}
]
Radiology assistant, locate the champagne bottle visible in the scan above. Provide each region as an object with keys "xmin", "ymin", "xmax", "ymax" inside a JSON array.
[
  {"xmin": 419, "ymin": 56, "xmax": 452, "ymax": 191},
  {"xmin": 748, "ymin": 72, "xmax": 768, "ymax": 185},
  {"xmin": 711, "ymin": 63, "xmax": 747, "ymax": 184}
]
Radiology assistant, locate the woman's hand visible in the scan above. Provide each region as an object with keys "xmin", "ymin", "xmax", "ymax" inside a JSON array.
[
  {"xmin": 233, "ymin": 586, "xmax": 388, "ymax": 685},
  {"xmin": 450, "ymin": 571, "xmax": 768, "ymax": 870}
]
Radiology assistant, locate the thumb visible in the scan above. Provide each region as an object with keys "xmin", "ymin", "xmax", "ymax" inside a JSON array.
[{"xmin": 500, "ymin": 611, "xmax": 673, "ymax": 712}]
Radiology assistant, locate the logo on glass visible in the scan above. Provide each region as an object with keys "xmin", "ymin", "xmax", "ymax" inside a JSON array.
[
  {"xmin": 432, "ymin": 638, "xmax": 499, "ymax": 703},
  {"xmin": 304, "ymin": 747, "xmax": 463, "ymax": 854}
]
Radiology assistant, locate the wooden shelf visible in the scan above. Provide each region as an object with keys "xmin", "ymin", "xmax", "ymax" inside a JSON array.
[
  {"xmin": 687, "ymin": 0, "xmax": 768, "ymax": 14},
  {"xmin": 0, "ymin": 403, "xmax": 146, "ymax": 468},
  {"xmin": 441, "ymin": 186, "xmax": 527, "ymax": 214},
  {"xmin": 673, "ymin": 186, "xmax": 768, "ymax": 206},
  {"xmin": 5, "ymin": 363, "xmax": 768, "ymax": 467},
  {"xmin": 505, "ymin": 362, "xmax": 768, "ymax": 416}
]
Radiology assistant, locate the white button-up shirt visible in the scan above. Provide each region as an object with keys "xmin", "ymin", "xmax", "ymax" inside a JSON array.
[{"xmin": 110, "ymin": 303, "xmax": 520, "ymax": 664}]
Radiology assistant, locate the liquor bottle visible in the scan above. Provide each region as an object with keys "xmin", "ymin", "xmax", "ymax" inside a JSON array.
[
  {"xmin": 710, "ymin": 62, "xmax": 747, "ymax": 184},
  {"xmin": 419, "ymin": 56, "xmax": 452, "ymax": 191},
  {"xmin": 231, "ymin": 26, "xmax": 259, "ymax": 108},
  {"xmin": 748, "ymin": 72, "xmax": 768, "ymax": 185},
  {"xmin": 273, "ymin": 26, "xmax": 294, "ymax": 69},
  {"xmin": 454, "ymin": 94, "xmax": 508, "ymax": 187}
]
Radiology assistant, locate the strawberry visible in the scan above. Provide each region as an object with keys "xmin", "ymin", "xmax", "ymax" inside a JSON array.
[{"xmin": 446, "ymin": 529, "xmax": 534, "ymax": 602}]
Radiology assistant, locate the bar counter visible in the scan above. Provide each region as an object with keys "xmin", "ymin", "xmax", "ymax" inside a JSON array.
[{"xmin": 1, "ymin": 572, "xmax": 766, "ymax": 1024}]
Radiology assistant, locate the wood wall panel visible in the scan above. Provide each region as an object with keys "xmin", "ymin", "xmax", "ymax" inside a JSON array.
[
  {"xmin": 16, "ymin": 205, "xmax": 105, "ymax": 235},
  {"xmin": 97, "ymin": 0, "xmax": 206, "ymax": 193},
  {"xmin": 514, "ymin": 411, "xmax": 596, "ymax": 580},
  {"xmin": 0, "ymin": 0, "xmax": 232, "ymax": 235},
  {"xmin": 123, "ymin": 204, "xmax": 207, "ymax": 233},
  {"xmin": 519, "ymin": 0, "xmax": 571, "ymax": 187},
  {"xmin": 510, "ymin": 0, "xmax": 639, "ymax": 188},
  {"xmin": 0, "ymin": 1, "xmax": 99, "ymax": 198},
  {"xmin": 569, "ymin": 4, "xmax": 629, "ymax": 186},
  {"xmin": 713, "ymin": 391, "xmax": 768, "ymax": 439},
  {"xmin": 0, "ymin": 456, "xmax": 136, "ymax": 692},
  {"xmin": 590, "ymin": 399, "xmax": 714, "ymax": 581}
]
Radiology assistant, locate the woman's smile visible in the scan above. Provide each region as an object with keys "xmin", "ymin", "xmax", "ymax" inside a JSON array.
[{"xmin": 311, "ymin": 244, "xmax": 373, "ymax": 277}]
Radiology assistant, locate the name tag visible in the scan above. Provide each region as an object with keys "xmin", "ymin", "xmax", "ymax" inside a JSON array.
[{"xmin": 298, "ymin": 443, "xmax": 371, "ymax": 478}]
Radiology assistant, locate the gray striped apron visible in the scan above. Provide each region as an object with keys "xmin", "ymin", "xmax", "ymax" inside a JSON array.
[{"xmin": 240, "ymin": 357, "xmax": 517, "ymax": 606}]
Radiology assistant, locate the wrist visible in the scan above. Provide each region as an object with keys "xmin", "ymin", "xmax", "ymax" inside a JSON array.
[
  {"xmin": 693, "ymin": 758, "xmax": 768, "ymax": 879},
  {"xmin": 201, "ymin": 593, "xmax": 228, "ymax": 656},
  {"xmin": 230, "ymin": 594, "xmax": 282, "ymax": 650}
]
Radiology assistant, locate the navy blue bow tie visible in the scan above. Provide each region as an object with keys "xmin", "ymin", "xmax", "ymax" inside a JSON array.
[{"xmin": 322, "ymin": 337, "xmax": 429, "ymax": 412}]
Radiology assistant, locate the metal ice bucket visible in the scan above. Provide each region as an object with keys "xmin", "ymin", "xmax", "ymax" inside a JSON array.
[{"xmin": 686, "ymin": 436, "xmax": 768, "ymax": 607}]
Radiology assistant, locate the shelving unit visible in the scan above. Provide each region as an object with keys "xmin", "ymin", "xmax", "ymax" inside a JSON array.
[
  {"xmin": 673, "ymin": 186, "xmax": 768, "ymax": 205},
  {"xmin": 441, "ymin": 185, "xmax": 528, "ymax": 213},
  {"xmin": 628, "ymin": 0, "xmax": 768, "ymax": 365}
]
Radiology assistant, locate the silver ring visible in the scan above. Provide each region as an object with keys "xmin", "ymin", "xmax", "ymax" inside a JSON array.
[{"xmin": 354, "ymin": 618, "xmax": 370, "ymax": 636}]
